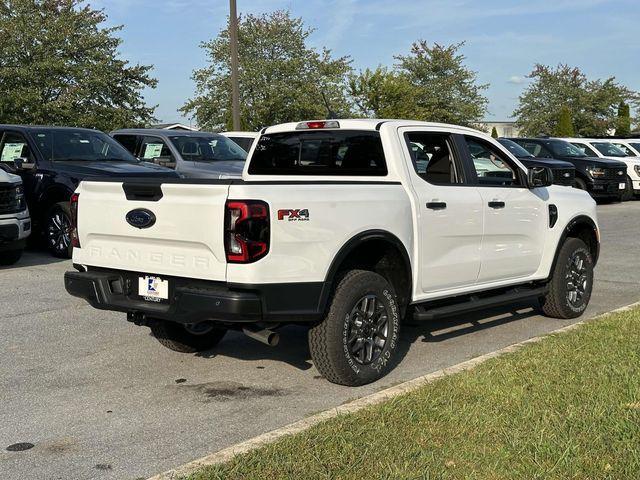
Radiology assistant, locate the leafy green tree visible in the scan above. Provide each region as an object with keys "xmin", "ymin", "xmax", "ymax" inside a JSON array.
[
  {"xmin": 0, "ymin": 0, "xmax": 157, "ymax": 131},
  {"xmin": 491, "ymin": 126, "xmax": 499, "ymax": 138},
  {"xmin": 514, "ymin": 64, "xmax": 638, "ymax": 136},
  {"xmin": 182, "ymin": 10, "xmax": 352, "ymax": 131},
  {"xmin": 350, "ymin": 41, "xmax": 488, "ymax": 125},
  {"xmin": 348, "ymin": 67, "xmax": 417, "ymax": 119},
  {"xmin": 555, "ymin": 106, "xmax": 575, "ymax": 136},
  {"xmin": 616, "ymin": 101, "xmax": 631, "ymax": 136}
]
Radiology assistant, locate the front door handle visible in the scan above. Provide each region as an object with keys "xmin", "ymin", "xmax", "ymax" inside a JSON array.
[
  {"xmin": 426, "ymin": 202, "xmax": 447, "ymax": 210},
  {"xmin": 488, "ymin": 201, "xmax": 505, "ymax": 209}
]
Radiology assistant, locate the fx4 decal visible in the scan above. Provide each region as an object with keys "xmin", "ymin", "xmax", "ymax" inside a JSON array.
[{"xmin": 277, "ymin": 209, "xmax": 310, "ymax": 221}]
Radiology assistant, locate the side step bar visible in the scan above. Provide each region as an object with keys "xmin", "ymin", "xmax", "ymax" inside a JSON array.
[{"xmin": 413, "ymin": 285, "xmax": 547, "ymax": 321}]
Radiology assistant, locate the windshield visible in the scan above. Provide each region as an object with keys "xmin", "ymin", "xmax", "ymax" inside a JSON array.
[
  {"xmin": 592, "ymin": 142, "xmax": 628, "ymax": 157},
  {"xmin": 33, "ymin": 129, "xmax": 137, "ymax": 162},
  {"xmin": 497, "ymin": 138, "xmax": 533, "ymax": 158},
  {"xmin": 546, "ymin": 140, "xmax": 588, "ymax": 158},
  {"xmin": 169, "ymin": 135, "xmax": 246, "ymax": 162}
]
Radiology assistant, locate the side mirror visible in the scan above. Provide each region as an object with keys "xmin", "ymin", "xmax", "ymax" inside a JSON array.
[
  {"xmin": 528, "ymin": 166, "xmax": 553, "ymax": 188},
  {"xmin": 14, "ymin": 157, "xmax": 35, "ymax": 170}
]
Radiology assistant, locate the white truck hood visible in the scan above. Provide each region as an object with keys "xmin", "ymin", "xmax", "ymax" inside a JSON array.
[{"xmin": 0, "ymin": 169, "xmax": 22, "ymax": 184}]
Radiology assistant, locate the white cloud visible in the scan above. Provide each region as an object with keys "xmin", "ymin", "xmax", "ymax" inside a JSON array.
[{"xmin": 508, "ymin": 75, "xmax": 526, "ymax": 84}]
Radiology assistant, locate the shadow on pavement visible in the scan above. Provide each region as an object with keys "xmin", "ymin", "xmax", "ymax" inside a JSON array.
[
  {"xmin": 186, "ymin": 302, "xmax": 540, "ymax": 372},
  {"xmin": 0, "ymin": 248, "xmax": 69, "ymax": 269}
]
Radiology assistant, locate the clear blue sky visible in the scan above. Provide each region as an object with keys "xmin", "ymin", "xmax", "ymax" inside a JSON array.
[{"xmin": 91, "ymin": 0, "xmax": 640, "ymax": 124}]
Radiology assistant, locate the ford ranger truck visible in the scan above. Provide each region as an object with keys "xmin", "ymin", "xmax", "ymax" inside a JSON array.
[
  {"xmin": 0, "ymin": 167, "xmax": 30, "ymax": 265},
  {"xmin": 64, "ymin": 120, "xmax": 600, "ymax": 386}
]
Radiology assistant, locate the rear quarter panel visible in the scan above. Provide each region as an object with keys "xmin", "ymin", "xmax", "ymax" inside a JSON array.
[{"xmin": 226, "ymin": 182, "xmax": 414, "ymax": 285}]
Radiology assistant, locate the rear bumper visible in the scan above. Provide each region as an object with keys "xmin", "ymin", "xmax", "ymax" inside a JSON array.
[{"xmin": 64, "ymin": 268, "xmax": 325, "ymax": 324}]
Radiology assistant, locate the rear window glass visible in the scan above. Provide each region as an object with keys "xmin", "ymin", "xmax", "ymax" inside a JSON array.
[{"xmin": 248, "ymin": 130, "xmax": 387, "ymax": 176}]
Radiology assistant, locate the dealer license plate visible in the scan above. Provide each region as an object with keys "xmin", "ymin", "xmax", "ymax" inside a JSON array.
[{"xmin": 139, "ymin": 275, "xmax": 169, "ymax": 302}]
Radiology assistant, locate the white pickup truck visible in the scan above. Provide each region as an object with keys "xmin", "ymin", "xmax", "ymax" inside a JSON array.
[{"xmin": 65, "ymin": 120, "xmax": 599, "ymax": 386}]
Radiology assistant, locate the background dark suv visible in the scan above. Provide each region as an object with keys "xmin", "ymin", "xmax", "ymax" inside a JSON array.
[
  {"xmin": 0, "ymin": 125, "xmax": 178, "ymax": 258},
  {"xmin": 508, "ymin": 137, "xmax": 627, "ymax": 201}
]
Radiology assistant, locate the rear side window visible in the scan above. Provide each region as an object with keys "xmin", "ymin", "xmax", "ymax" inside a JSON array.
[
  {"xmin": 113, "ymin": 134, "xmax": 139, "ymax": 155},
  {"xmin": 249, "ymin": 131, "xmax": 387, "ymax": 176},
  {"xmin": 228, "ymin": 136, "xmax": 254, "ymax": 152}
]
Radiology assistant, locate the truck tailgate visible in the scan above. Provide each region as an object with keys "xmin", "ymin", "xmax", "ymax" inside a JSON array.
[{"xmin": 72, "ymin": 181, "xmax": 230, "ymax": 281}]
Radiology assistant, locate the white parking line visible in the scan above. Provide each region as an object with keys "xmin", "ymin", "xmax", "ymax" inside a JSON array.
[{"xmin": 148, "ymin": 300, "xmax": 640, "ymax": 480}]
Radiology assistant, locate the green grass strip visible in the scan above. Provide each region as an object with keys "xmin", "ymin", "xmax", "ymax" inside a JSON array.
[{"xmin": 186, "ymin": 308, "xmax": 640, "ymax": 480}]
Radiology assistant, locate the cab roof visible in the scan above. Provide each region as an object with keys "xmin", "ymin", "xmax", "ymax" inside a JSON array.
[
  {"xmin": 262, "ymin": 119, "xmax": 489, "ymax": 136},
  {"xmin": 111, "ymin": 128, "xmax": 221, "ymax": 137}
]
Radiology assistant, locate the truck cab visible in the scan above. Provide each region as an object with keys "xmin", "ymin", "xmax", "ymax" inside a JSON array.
[
  {"xmin": 111, "ymin": 129, "xmax": 247, "ymax": 179},
  {"xmin": 66, "ymin": 120, "xmax": 599, "ymax": 386}
]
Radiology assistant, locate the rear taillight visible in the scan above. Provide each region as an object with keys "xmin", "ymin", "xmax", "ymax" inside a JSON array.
[
  {"xmin": 70, "ymin": 193, "xmax": 80, "ymax": 248},
  {"xmin": 225, "ymin": 200, "xmax": 270, "ymax": 263}
]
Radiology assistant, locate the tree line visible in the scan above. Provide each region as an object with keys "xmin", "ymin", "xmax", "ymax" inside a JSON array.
[{"xmin": 1, "ymin": 1, "xmax": 638, "ymax": 137}]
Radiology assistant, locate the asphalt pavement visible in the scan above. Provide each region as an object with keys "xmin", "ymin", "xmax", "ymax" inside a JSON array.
[{"xmin": 1, "ymin": 202, "xmax": 639, "ymax": 480}]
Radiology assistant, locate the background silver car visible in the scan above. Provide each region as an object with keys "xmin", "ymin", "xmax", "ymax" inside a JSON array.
[{"xmin": 111, "ymin": 129, "xmax": 247, "ymax": 179}]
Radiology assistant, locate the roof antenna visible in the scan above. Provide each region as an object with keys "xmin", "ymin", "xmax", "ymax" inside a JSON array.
[{"xmin": 321, "ymin": 91, "xmax": 338, "ymax": 119}]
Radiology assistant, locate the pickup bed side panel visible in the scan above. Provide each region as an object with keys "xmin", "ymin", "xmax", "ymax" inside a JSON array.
[
  {"xmin": 226, "ymin": 183, "xmax": 414, "ymax": 285},
  {"xmin": 72, "ymin": 181, "xmax": 230, "ymax": 281}
]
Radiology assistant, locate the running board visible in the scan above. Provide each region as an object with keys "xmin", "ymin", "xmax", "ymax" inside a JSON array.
[{"xmin": 413, "ymin": 285, "xmax": 548, "ymax": 321}]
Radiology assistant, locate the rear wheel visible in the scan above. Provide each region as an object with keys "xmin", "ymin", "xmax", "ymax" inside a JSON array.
[
  {"xmin": 150, "ymin": 320, "xmax": 227, "ymax": 353},
  {"xmin": 308, "ymin": 270, "xmax": 401, "ymax": 386},
  {"xmin": 45, "ymin": 202, "xmax": 73, "ymax": 258},
  {"xmin": 0, "ymin": 249, "xmax": 23, "ymax": 266},
  {"xmin": 540, "ymin": 238, "xmax": 594, "ymax": 319}
]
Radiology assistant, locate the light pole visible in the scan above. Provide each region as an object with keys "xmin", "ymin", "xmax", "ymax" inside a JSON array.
[{"xmin": 229, "ymin": 0, "xmax": 241, "ymax": 131}]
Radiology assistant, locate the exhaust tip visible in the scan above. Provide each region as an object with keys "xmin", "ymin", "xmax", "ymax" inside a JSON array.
[{"xmin": 243, "ymin": 327, "xmax": 279, "ymax": 347}]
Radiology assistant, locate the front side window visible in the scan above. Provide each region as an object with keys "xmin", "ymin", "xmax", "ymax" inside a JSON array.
[
  {"xmin": 169, "ymin": 135, "xmax": 246, "ymax": 162},
  {"xmin": 249, "ymin": 130, "xmax": 387, "ymax": 176},
  {"xmin": 465, "ymin": 136, "xmax": 522, "ymax": 187},
  {"xmin": 545, "ymin": 140, "xmax": 587, "ymax": 158},
  {"xmin": 33, "ymin": 129, "xmax": 136, "ymax": 162},
  {"xmin": 630, "ymin": 143, "xmax": 640, "ymax": 153},
  {"xmin": 612, "ymin": 143, "xmax": 636, "ymax": 156},
  {"xmin": 571, "ymin": 142, "xmax": 599, "ymax": 157},
  {"xmin": 591, "ymin": 142, "xmax": 627, "ymax": 157},
  {"xmin": 0, "ymin": 132, "xmax": 32, "ymax": 164},
  {"xmin": 405, "ymin": 132, "xmax": 461, "ymax": 185}
]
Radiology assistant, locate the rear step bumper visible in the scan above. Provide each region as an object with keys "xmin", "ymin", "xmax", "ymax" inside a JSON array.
[
  {"xmin": 64, "ymin": 269, "xmax": 326, "ymax": 324},
  {"xmin": 65, "ymin": 270, "xmax": 262, "ymax": 324}
]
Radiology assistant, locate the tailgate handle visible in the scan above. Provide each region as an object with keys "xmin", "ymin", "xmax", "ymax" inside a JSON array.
[{"xmin": 122, "ymin": 183, "xmax": 163, "ymax": 202}]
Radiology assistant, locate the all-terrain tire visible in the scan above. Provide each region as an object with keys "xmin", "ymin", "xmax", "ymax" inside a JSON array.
[
  {"xmin": 0, "ymin": 249, "xmax": 23, "ymax": 266},
  {"xmin": 540, "ymin": 238, "xmax": 594, "ymax": 319},
  {"xmin": 150, "ymin": 320, "xmax": 227, "ymax": 353},
  {"xmin": 309, "ymin": 270, "xmax": 402, "ymax": 386}
]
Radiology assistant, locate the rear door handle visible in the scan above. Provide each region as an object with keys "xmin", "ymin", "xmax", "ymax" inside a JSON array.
[
  {"xmin": 426, "ymin": 202, "xmax": 447, "ymax": 210},
  {"xmin": 488, "ymin": 201, "xmax": 505, "ymax": 209}
]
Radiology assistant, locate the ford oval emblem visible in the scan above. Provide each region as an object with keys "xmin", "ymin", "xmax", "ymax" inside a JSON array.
[{"xmin": 126, "ymin": 209, "xmax": 156, "ymax": 229}]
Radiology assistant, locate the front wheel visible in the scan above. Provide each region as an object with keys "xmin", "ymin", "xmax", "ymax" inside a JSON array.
[
  {"xmin": 574, "ymin": 177, "xmax": 587, "ymax": 191},
  {"xmin": 150, "ymin": 320, "xmax": 227, "ymax": 353},
  {"xmin": 622, "ymin": 175, "xmax": 634, "ymax": 201},
  {"xmin": 309, "ymin": 270, "xmax": 402, "ymax": 386},
  {"xmin": 45, "ymin": 202, "xmax": 73, "ymax": 258},
  {"xmin": 540, "ymin": 238, "xmax": 594, "ymax": 319}
]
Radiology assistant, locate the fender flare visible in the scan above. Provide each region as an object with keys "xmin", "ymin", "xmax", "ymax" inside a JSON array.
[
  {"xmin": 548, "ymin": 215, "xmax": 600, "ymax": 279},
  {"xmin": 317, "ymin": 229, "xmax": 412, "ymax": 313}
]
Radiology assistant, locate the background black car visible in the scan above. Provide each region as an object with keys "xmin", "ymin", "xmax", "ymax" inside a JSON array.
[
  {"xmin": 507, "ymin": 137, "xmax": 627, "ymax": 201},
  {"xmin": 0, "ymin": 125, "xmax": 178, "ymax": 258},
  {"xmin": 497, "ymin": 138, "xmax": 576, "ymax": 186}
]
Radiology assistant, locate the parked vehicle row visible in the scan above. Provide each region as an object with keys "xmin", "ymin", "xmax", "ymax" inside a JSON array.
[
  {"xmin": 506, "ymin": 137, "xmax": 628, "ymax": 202},
  {"xmin": 64, "ymin": 119, "xmax": 599, "ymax": 386}
]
